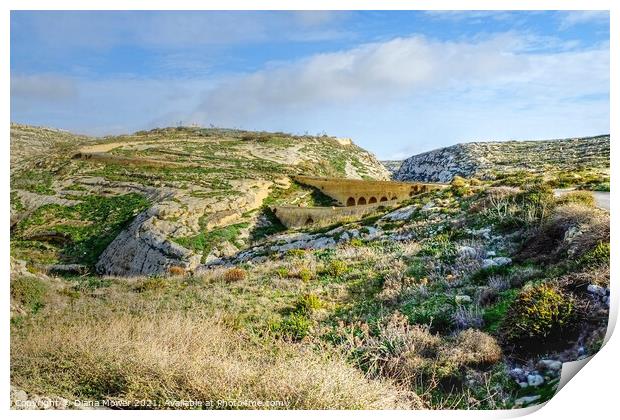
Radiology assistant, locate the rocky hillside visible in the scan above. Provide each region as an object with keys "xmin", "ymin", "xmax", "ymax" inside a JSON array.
[
  {"xmin": 395, "ymin": 135, "xmax": 610, "ymax": 186},
  {"xmin": 380, "ymin": 160, "xmax": 403, "ymax": 177},
  {"xmin": 10, "ymin": 123, "xmax": 389, "ymax": 277}
]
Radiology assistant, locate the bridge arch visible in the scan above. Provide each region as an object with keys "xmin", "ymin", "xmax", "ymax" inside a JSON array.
[
  {"xmin": 358, "ymin": 197, "xmax": 367, "ymax": 205},
  {"xmin": 380, "ymin": 196, "xmax": 388, "ymax": 202},
  {"xmin": 305, "ymin": 217, "xmax": 314, "ymax": 225},
  {"xmin": 346, "ymin": 197, "xmax": 356, "ymax": 206},
  {"xmin": 369, "ymin": 196, "xmax": 377, "ymax": 204}
]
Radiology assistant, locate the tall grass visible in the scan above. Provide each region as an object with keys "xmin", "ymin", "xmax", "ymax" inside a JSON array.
[{"xmin": 11, "ymin": 312, "xmax": 414, "ymax": 409}]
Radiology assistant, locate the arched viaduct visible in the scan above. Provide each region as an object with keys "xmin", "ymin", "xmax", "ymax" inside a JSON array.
[
  {"xmin": 271, "ymin": 176, "xmax": 447, "ymax": 228},
  {"xmin": 292, "ymin": 176, "xmax": 444, "ymax": 207}
]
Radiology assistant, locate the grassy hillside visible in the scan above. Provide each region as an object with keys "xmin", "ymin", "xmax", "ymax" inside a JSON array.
[
  {"xmin": 10, "ymin": 125, "xmax": 610, "ymax": 410},
  {"xmin": 10, "ymin": 123, "xmax": 389, "ymax": 276}
]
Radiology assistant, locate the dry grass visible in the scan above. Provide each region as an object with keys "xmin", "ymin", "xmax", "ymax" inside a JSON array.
[
  {"xmin": 11, "ymin": 312, "xmax": 414, "ymax": 409},
  {"xmin": 517, "ymin": 203, "xmax": 609, "ymax": 264},
  {"xmin": 223, "ymin": 267, "xmax": 247, "ymax": 282},
  {"xmin": 168, "ymin": 266, "xmax": 186, "ymax": 277},
  {"xmin": 441, "ymin": 329, "xmax": 502, "ymax": 366}
]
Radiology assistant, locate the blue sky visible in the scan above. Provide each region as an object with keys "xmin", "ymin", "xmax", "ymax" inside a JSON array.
[{"xmin": 11, "ymin": 10, "xmax": 609, "ymax": 159}]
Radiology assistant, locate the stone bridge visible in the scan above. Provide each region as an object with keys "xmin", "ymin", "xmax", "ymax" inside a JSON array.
[
  {"xmin": 293, "ymin": 176, "xmax": 445, "ymax": 206},
  {"xmin": 272, "ymin": 176, "xmax": 447, "ymax": 228}
]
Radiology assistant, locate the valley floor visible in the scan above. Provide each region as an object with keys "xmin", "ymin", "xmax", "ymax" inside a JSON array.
[{"xmin": 10, "ymin": 180, "xmax": 610, "ymax": 410}]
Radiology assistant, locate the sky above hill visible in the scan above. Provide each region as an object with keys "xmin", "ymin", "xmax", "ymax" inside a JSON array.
[{"xmin": 11, "ymin": 10, "xmax": 609, "ymax": 159}]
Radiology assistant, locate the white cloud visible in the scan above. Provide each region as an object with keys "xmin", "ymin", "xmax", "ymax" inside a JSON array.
[
  {"xmin": 559, "ymin": 11, "xmax": 609, "ymax": 29},
  {"xmin": 10, "ymin": 32, "xmax": 609, "ymax": 158},
  {"xmin": 189, "ymin": 33, "xmax": 609, "ymax": 127}
]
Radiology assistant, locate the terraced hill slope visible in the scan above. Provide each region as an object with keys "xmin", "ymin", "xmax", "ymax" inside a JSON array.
[
  {"xmin": 395, "ymin": 135, "xmax": 610, "ymax": 188},
  {"xmin": 10, "ymin": 123, "xmax": 389, "ymax": 276}
]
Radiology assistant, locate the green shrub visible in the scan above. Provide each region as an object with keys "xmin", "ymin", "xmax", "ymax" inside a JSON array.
[
  {"xmin": 349, "ymin": 238, "xmax": 364, "ymax": 247},
  {"xmin": 418, "ymin": 234, "xmax": 456, "ymax": 263},
  {"xmin": 469, "ymin": 265, "xmax": 511, "ymax": 286},
  {"xmin": 501, "ymin": 283, "xmax": 577, "ymax": 353},
  {"xmin": 578, "ymin": 242, "xmax": 610, "ymax": 268},
  {"xmin": 451, "ymin": 176, "xmax": 467, "ymax": 188},
  {"xmin": 406, "ymin": 258, "xmax": 428, "ymax": 280},
  {"xmin": 271, "ymin": 313, "xmax": 311, "ymax": 340},
  {"xmin": 298, "ymin": 268, "xmax": 313, "ymax": 282},
  {"xmin": 69, "ymin": 276, "xmax": 112, "ymax": 291},
  {"xmin": 451, "ymin": 176, "xmax": 472, "ymax": 197},
  {"xmin": 592, "ymin": 182, "xmax": 610, "ymax": 192},
  {"xmin": 11, "ymin": 276, "xmax": 48, "ymax": 314},
  {"xmin": 515, "ymin": 184, "xmax": 555, "ymax": 226},
  {"xmin": 324, "ymin": 259, "xmax": 348, "ymax": 277},
  {"xmin": 295, "ymin": 293, "xmax": 324, "ymax": 314},
  {"xmin": 286, "ymin": 249, "xmax": 306, "ymax": 258},
  {"xmin": 275, "ymin": 267, "xmax": 290, "ymax": 278}
]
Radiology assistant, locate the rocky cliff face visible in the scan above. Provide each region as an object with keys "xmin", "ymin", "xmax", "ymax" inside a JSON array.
[
  {"xmin": 10, "ymin": 124, "xmax": 389, "ymax": 276},
  {"xmin": 396, "ymin": 135, "xmax": 610, "ymax": 183},
  {"xmin": 395, "ymin": 144, "xmax": 481, "ymax": 183}
]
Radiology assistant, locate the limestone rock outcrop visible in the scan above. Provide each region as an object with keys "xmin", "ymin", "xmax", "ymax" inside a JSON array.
[{"xmin": 396, "ymin": 135, "xmax": 610, "ymax": 182}]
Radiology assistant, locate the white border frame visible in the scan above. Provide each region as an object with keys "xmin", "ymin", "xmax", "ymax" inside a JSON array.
[{"xmin": 2, "ymin": 1, "xmax": 616, "ymax": 419}]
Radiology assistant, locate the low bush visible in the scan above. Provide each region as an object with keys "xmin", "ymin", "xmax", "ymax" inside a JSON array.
[
  {"xmin": 402, "ymin": 294, "xmax": 454, "ymax": 333},
  {"xmin": 501, "ymin": 283, "xmax": 577, "ymax": 353},
  {"xmin": 285, "ymin": 249, "xmax": 306, "ymax": 258},
  {"xmin": 271, "ymin": 313, "xmax": 312, "ymax": 340},
  {"xmin": 297, "ymin": 268, "xmax": 313, "ymax": 282},
  {"xmin": 223, "ymin": 267, "xmax": 247, "ymax": 282},
  {"xmin": 577, "ymin": 242, "xmax": 610, "ymax": 268},
  {"xmin": 349, "ymin": 238, "xmax": 364, "ymax": 247},
  {"xmin": 350, "ymin": 312, "xmax": 442, "ymax": 383},
  {"xmin": 168, "ymin": 266, "xmax": 186, "ymax": 277},
  {"xmin": 592, "ymin": 182, "xmax": 610, "ymax": 192},
  {"xmin": 451, "ymin": 176, "xmax": 472, "ymax": 197},
  {"xmin": 294, "ymin": 293, "xmax": 324, "ymax": 314},
  {"xmin": 323, "ymin": 259, "xmax": 348, "ymax": 277},
  {"xmin": 452, "ymin": 305, "xmax": 484, "ymax": 330}
]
